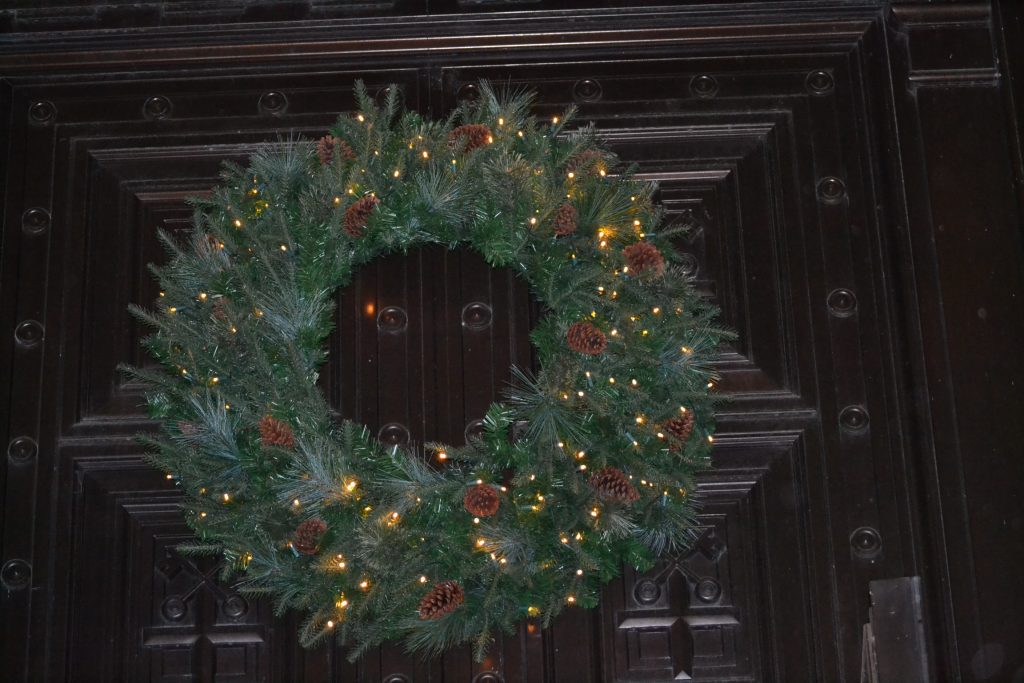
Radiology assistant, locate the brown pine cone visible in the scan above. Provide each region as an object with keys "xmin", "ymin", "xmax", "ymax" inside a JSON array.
[
  {"xmin": 343, "ymin": 195, "xmax": 380, "ymax": 238},
  {"xmin": 448, "ymin": 124, "xmax": 492, "ymax": 153},
  {"xmin": 212, "ymin": 298, "xmax": 229, "ymax": 321},
  {"xmin": 418, "ymin": 580, "xmax": 465, "ymax": 620},
  {"xmin": 590, "ymin": 466, "xmax": 640, "ymax": 503},
  {"xmin": 623, "ymin": 241, "xmax": 665, "ymax": 276},
  {"xmin": 566, "ymin": 149, "xmax": 605, "ymax": 176},
  {"xmin": 552, "ymin": 202, "xmax": 578, "ymax": 237},
  {"xmin": 316, "ymin": 135, "xmax": 355, "ymax": 166},
  {"xmin": 463, "ymin": 484, "xmax": 500, "ymax": 517},
  {"xmin": 566, "ymin": 321, "xmax": 607, "ymax": 356},
  {"xmin": 177, "ymin": 421, "xmax": 198, "ymax": 436},
  {"xmin": 663, "ymin": 411, "xmax": 695, "ymax": 448},
  {"xmin": 293, "ymin": 518, "xmax": 327, "ymax": 555},
  {"xmin": 259, "ymin": 415, "xmax": 295, "ymax": 449}
]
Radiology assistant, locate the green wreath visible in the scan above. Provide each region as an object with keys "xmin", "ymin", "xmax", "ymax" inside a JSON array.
[{"xmin": 127, "ymin": 81, "xmax": 726, "ymax": 660}]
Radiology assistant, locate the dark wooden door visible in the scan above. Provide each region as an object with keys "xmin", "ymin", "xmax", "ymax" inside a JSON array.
[{"xmin": 2, "ymin": 2, "xmax": 1022, "ymax": 681}]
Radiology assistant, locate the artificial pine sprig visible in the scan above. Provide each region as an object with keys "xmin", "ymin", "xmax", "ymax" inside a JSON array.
[{"xmin": 123, "ymin": 79, "xmax": 730, "ymax": 661}]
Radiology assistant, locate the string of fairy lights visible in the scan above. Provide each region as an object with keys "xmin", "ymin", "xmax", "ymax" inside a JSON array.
[{"xmin": 145, "ymin": 88, "xmax": 717, "ymax": 649}]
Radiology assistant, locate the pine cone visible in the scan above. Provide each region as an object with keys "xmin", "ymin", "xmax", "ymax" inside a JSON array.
[
  {"xmin": 316, "ymin": 135, "xmax": 355, "ymax": 166},
  {"xmin": 566, "ymin": 149, "xmax": 605, "ymax": 176},
  {"xmin": 259, "ymin": 415, "xmax": 295, "ymax": 449},
  {"xmin": 663, "ymin": 411, "xmax": 695, "ymax": 449},
  {"xmin": 177, "ymin": 421, "xmax": 198, "ymax": 436},
  {"xmin": 623, "ymin": 242, "xmax": 665, "ymax": 276},
  {"xmin": 590, "ymin": 466, "xmax": 640, "ymax": 503},
  {"xmin": 566, "ymin": 321, "xmax": 607, "ymax": 355},
  {"xmin": 552, "ymin": 202, "xmax": 578, "ymax": 236},
  {"xmin": 293, "ymin": 518, "xmax": 327, "ymax": 555},
  {"xmin": 448, "ymin": 124, "xmax": 492, "ymax": 153},
  {"xmin": 464, "ymin": 484, "xmax": 500, "ymax": 517},
  {"xmin": 212, "ymin": 298, "xmax": 229, "ymax": 321},
  {"xmin": 418, "ymin": 580, "xmax": 465, "ymax": 620},
  {"xmin": 344, "ymin": 195, "xmax": 380, "ymax": 238}
]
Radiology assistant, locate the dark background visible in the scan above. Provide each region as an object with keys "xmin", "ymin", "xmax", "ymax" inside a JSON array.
[{"xmin": 1, "ymin": 1, "xmax": 1023, "ymax": 681}]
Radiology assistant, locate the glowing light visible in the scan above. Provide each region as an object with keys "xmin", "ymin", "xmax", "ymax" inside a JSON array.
[
  {"xmin": 577, "ymin": 569, "xmax": 584, "ymax": 575},
  {"xmin": 517, "ymin": 131, "xmax": 524, "ymax": 138},
  {"xmin": 473, "ymin": 517, "xmax": 480, "ymax": 524},
  {"xmin": 292, "ymin": 499, "xmax": 300, "ymax": 508},
  {"xmin": 198, "ymin": 292, "xmax": 207, "ymax": 301},
  {"xmin": 345, "ymin": 480, "xmax": 358, "ymax": 492},
  {"xmin": 393, "ymin": 169, "xmax": 401, "ymax": 178},
  {"xmin": 609, "ymin": 377, "xmax": 616, "ymax": 384},
  {"xmin": 200, "ymin": 512, "xmax": 207, "ymax": 518},
  {"xmin": 577, "ymin": 390, "xmax": 585, "ymax": 398},
  {"xmin": 567, "ymin": 172, "xmax": 575, "ymax": 180},
  {"xmin": 437, "ymin": 450, "xmax": 448, "ymax": 461},
  {"xmin": 590, "ymin": 507, "xmax": 599, "ymax": 518},
  {"xmin": 357, "ymin": 114, "xmax": 365, "ymax": 122},
  {"xmin": 635, "ymin": 416, "xmax": 645, "ymax": 425},
  {"xmin": 527, "ymin": 606, "xmax": 540, "ymax": 616},
  {"xmin": 280, "ymin": 244, "xmax": 288, "ymax": 252},
  {"xmin": 652, "ymin": 307, "xmax": 661, "ymax": 315},
  {"xmin": 222, "ymin": 493, "xmax": 231, "ymax": 503},
  {"xmin": 359, "ymin": 579, "xmax": 370, "ymax": 590},
  {"xmin": 560, "ymin": 536, "xmax": 569, "ymax": 544},
  {"xmin": 422, "ymin": 150, "xmax": 429, "ymax": 159},
  {"xmin": 529, "ymin": 217, "xmax": 537, "ymax": 225},
  {"xmin": 230, "ymin": 326, "xmax": 237, "ymax": 334},
  {"xmin": 420, "ymin": 575, "xmax": 428, "ymax": 583},
  {"xmin": 610, "ymin": 329, "xmax": 618, "ymax": 336},
  {"xmin": 159, "ymin": 291, "xmax": 166, "ymax": 297},
  {"xmin": 567, "ymin": 596, "xmax": 576, "ymax": 604},
  {"xmin": 552, "ymin": 116, "xmax": 560, "ymax": 124},
  {"xmin": 477, "ymin": 538, "xmax": 486, "ymax": 547},
  {"xmin": 168, "ymin": 307, "xmax": 177, "ymax": 314}
]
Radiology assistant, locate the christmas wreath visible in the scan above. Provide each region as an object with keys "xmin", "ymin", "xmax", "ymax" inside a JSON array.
[{"xmin": 127, "ymin": 81, "xmax": 726, "ymax": 660}]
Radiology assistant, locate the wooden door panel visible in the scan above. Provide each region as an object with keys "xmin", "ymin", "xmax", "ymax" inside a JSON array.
[
  {"xmin": 438, "ymin": 47, "xmax": 902, "ymax": 679},
  {"xmin": 4, "ymin": 4, "xmax": 1022, "ymax": 682}
]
